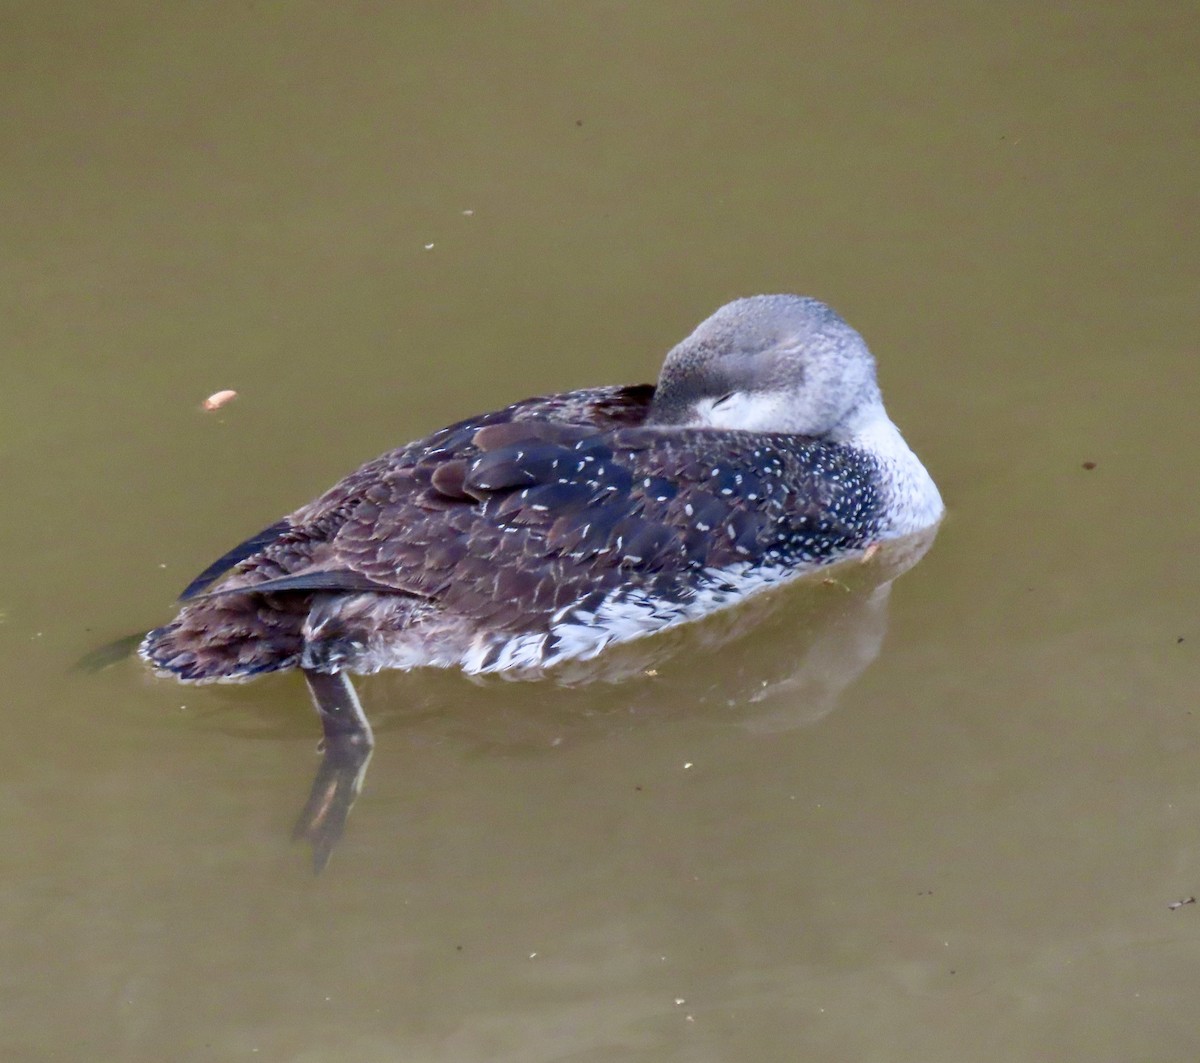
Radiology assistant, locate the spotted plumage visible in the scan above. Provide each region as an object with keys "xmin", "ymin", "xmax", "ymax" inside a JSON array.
[{"xmin": 141, "ymin": 295, "xmax": 943, "ymax": 684}]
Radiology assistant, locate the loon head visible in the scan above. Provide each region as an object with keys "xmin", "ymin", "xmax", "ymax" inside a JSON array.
[{"xmin": 647, "ymin": 295, "xmax": 886, "ymax": 440}]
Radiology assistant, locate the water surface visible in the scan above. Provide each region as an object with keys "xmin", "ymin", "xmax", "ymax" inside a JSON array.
[{"xmin": 2, "ymin": 2, "xmax": 1199, "ymax": 1060}]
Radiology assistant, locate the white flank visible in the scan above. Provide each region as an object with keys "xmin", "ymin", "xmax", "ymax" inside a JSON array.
[{"xmin": 461, "ymin": 560, "xmax": 823, "ymax": 676}]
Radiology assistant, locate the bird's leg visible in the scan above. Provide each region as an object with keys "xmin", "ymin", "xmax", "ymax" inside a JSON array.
[
  {"xmin": 293, "ymin": 669, "xmax": 375, "ymax": 872},
  {"xmin": 304, "ymin": 667, "xmax": 374, "ymax": 744}
]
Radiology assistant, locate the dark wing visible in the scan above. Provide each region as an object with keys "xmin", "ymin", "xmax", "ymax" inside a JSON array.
[
  {"xmin": 178, "ymin": 520, "xmax": 291, "ymax": 600},
  {"xmin": 307, "ymin": 424, "xmax": 884, "ymax": 635},
  {"xmin": 173, "ymin": 447, "xmax": 405, "ymax": 601},
  {"xmin": 186, "ymin": 568, "xmax": 407, "ymax": 600},
  {"xmin": 176, "ymin": 385, "xmax": 657, "ymax": 600}
]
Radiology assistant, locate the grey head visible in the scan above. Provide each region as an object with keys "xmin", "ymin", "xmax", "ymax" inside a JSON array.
[{"xmin": 647, "ymin": 295, "xmax": 886, "ymax": 440}]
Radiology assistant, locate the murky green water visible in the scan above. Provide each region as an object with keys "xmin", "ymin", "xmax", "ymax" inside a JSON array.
[{"xmin": 3, "ymin": 2, "xmax": 1199, "ymax": 1060}]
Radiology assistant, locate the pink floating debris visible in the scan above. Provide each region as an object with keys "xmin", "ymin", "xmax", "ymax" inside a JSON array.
[{"xmin": 202, "ymin": 389, "xmax": 238, "ymax": 411}]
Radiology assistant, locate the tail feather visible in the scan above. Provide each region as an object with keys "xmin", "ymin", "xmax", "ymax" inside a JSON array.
[{"xmin": 139, "ymin": 593, "xmax": 308, "ymax": 683}]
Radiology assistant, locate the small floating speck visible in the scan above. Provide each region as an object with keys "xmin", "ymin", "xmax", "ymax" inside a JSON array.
[
  {"xmin": 202, "ymin": 389, "xmax": 237, "ymax": 411},
  {"xmin": 683, "ymin": 762, "xmax": 693, "ymax": 770},
  {"xmin": 1168, "ymin": 897, "xmax": 1195, "ymax": 911},
  {"xmin": 674, "ymin": 998, "xmax": 686, "ymax": 1006},
  {"xmin": 461, "ymin": 209, "xmax": 474, "ymax": 216},
  {"xmin": 423, "ymin": 243, "xmax": 435, "ymax": 250}
]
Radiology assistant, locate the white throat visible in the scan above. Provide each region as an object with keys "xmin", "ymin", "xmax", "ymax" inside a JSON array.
[{"xmin": 846, "ymin": 408, "xmax": 944, "ymax": 535}]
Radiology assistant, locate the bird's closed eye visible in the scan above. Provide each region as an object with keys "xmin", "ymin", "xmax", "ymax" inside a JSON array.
[{"xmin": 711, "ymin": 392, "xmax": 736, "ymax": 410}]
